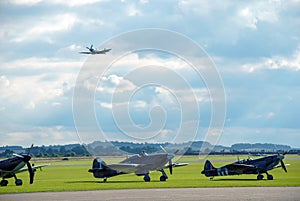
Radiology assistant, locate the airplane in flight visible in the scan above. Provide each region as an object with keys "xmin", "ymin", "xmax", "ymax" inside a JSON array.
[
  {"xmin": 79, "ymin": 44, "xmax": 111, "ymax": 55},
  {"xmin": 0, "ymin": 144, "xmax": 48, "ymax": 186},
  {"xmin": 88, "ymin": 146, "xmax": 188, "ymax": 182},
  {"xmin": 201, "ymin": 154, "xmax": 287, "ymax": 180}
]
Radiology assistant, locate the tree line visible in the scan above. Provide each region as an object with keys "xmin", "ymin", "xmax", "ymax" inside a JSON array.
[
  {"xmin": 0, "ymin": 141, "xmax": 297, "ymax": 158},
  {"xmin": 0, "ymin": 144, "xmax": 90, "ymax": 158}
]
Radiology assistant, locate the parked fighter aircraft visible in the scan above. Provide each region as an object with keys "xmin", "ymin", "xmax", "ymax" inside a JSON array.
[
  {"xmin": 201, "ymin": 154, "xmax": 287, "ymax": 180},
  {"xmin": 89, "ymin": 146, "xmax": 188, "ymax": 182},
  {"xmin": 79, "ymin": 44, "xmax": 111, "ymax": 54},
  {"xmin": 0, "ymin": 144, "xmax": 48, "ymax": 186}
]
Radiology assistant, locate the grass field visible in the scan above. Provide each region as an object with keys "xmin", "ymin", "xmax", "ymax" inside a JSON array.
[{"xmin": 1, "ymin": 155, "xmax": 299, "ymax": 194}]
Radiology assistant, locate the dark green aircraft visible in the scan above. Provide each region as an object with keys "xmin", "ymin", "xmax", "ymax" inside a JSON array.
[
  {"xmin": 0, "ymin": 144, "xmax": 48, "ymax": 186},
  {"xmin": 201, "ymin": 154, "xmax": 287, "ymax": 180}
]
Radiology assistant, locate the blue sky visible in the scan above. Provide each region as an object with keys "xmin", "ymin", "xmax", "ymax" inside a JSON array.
[{"xmin": 0, "ymin": 0, "xmax": 299, "ymax": 148}]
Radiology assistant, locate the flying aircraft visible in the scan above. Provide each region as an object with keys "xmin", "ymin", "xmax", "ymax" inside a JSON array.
[
  {"xmin": 88, "ymin": 146, "xmax": 188, "ymax": 182},
  {"xmin": 0, "ymin": 144, "xmax": 48, "ymax": 186},
  {"xmin": 79, "ymin": 44, "xmax": 111, "ymax": 55},
  {"xmin": 201, "ymin": 154, "xmax": 287, "ymax": 180}
]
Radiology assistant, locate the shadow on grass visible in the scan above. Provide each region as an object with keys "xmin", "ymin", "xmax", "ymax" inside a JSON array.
[
  {"xmin": 65, "ymin": 180, "xmax": 163, "ymax": 184},
  {"xmin": 211, "ymin": 178, "xmax": 262, "ymax": 181}
]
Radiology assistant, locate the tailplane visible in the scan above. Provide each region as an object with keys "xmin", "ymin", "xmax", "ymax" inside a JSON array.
[
  {"xmin": 201, "ymin": 160, "xmax": 215, "ymax": 175},
  {"xmin": 88, "ymin": 158, "xmax": 120, "ymax": 180}
]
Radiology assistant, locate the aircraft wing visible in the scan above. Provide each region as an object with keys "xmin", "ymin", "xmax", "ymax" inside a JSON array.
[
  {"xmin": 0, "ymin": 169, "xmax": 13, "ymax": 173},
  {"xmin": 15, "ymin": 164, "xmax": 49, "ymax": 174},
  {"xmin": 94, "ymin": 51, "xmax": 105, "ymax": 54},
  {"xmin": 225, "ymin": 163, "xmax": 257, "ymax": 174},
  {"xmin": 79, "ymin": 52, "xmax": 92, "ymax": 54},
  {"xmin": 107, "ymin": 163, "xmax": 144, "ymax": 173},
  {"xmin": 164, "ymin": 163, "xmax": 189, "ymax": 168},
  {"xmin": 274, "ymin": 163, "xmax": 290, "ymax": 169}
]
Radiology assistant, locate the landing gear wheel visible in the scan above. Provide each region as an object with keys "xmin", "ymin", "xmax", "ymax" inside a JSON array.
[
  {"xmin": 160, "ymin": 175, "xmax": 167, "ymax": 182},
  {"xmin": 257, "ymin": 175, "xmax": 264, "ymax": 180},
  {"xmin": 267, "ymin": 174, "xmax": 273, "ymax": 180},
  {"xmin": 15, "ymin": 179, "xmax": 23, "ymax": 186},
  {"xmin": 1, "ymin": 180, "xmax": 8, "ymax": 186},
  {"xmin": 144, "ymin": 174, "xmax": 151, "ymax": 182}
]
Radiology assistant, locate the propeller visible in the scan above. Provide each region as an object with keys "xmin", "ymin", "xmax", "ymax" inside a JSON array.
[
  {"xmin": 26, "ymin": 159, "xmax": 34, "ymax": 184},
  {"xmin": 23, "ymin": 144, "xmax": 35, "ymax": 184},
  {"xmin": 86, "ymin": 44, "xmax": 94, "ymax": 52},
  {"xmin": 280, "ymin": 160, "xmax": 287, "ymax": 172},
  {"xmin": 277, "ymin": 153, "xmax": 287, "ymax": 173},
  {"xmin": 168, "ymin": 159, "xmax": 173, "ymax": 175},
  {"xmin": 160, "ymin": 145, "xmax": 177, "ymax": 175}
]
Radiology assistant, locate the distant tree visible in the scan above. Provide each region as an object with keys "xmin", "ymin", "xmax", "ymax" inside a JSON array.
[
  {"xmin": 3, "ymin": 149, "xmax": 14, "ymax": 157},
  {"xmin": 71, "ymin": 145, "xmax": 89, "ymax": 156},
  {"xmin": 46, "ymin": 147, "xmax": 55, "ymax": 157},
  {"xmin": 36, "ymin": 152, "xmax": 44, "ymax": 157},
  {"xmin": 59, "ymin": 146, "xmax": 67, "ymax": 156}
]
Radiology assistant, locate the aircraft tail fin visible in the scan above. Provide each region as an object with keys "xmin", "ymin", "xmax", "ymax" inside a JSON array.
[
  {"xmin": 89, "ymin": 158, "xmax": 120, "ymax": 179},
  {"xmin": 201, "ymin": 160, "xmax": 215, "ymax": 176},
  {"xmin": 89, "ymin": 158, "xmax": 107, "ymax": 172},
  {"xmin": 204, "ymin": 160, "xmax": 215, "ymax": 171}
]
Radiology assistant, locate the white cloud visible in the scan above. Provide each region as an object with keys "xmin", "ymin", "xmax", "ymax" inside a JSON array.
[
  {"xmin": 6, "ymin": 0, "xmax": 43, "ymax": 6},
  {"xmin": 52, "ymin": 102, "xmax": 62, "ymax": 107},
  {"xmin": 220, "ymin": 127, "xmax": 300, "ymax": 148},
  {"xmin": 242, "ymin": 45, "xmax": 300, "ymax": 72},
  {"xmin": 178, "ymin": 0, "xmax": 232, "ymax": 16},
  {"xmin": 11, "ymin": 14, "xmax": 78, "ymax": 43},
  {"xmin": 238, "ymin": 7, "xmax": 258, "ymax": 29},
  {"xmin": 127, "ymin": 4, "xmax": 143, "ymax": 16},
  {"xmin": 96, "ymin": 74, "xmax": 136, "ymax": 94},
  {"xmin": 0, "ymin": 75, "xmax": 10, "ymax": 88},
  {"xmin": 4, "ymin": 0, "xmax": 106, "ymax": 7},
  {"xmin": 2, "ymin": 57, "xmax": 82, "ymax": 71},
  {"xmin": 267, "ymin": 112, "xmax": 275, "ymax": 119},
  {"xmin": 51, "ymin": 0, "xmax": 106, "ymax": 7},
  {"xmin": 236, "ymin": 2, "xmax": 280, "ymax": 29},
  {"xmin": 0, "ymin": 75, "xmax": 62, "ymax": 110},
  {"xmin": 1, "ymin": 57, "xmax": 79, "ymax": 112},
  {"xmin": 100, "ymin": 102, "xmax": 113, "ymax": 109},
  {"xmin": 133, "ymin": 100, "xmax": 147, "ymax": 109},
  {"xmin": 139, "ymin": 0, "xmax": 148, "ymax": 4},
  {"xmin": 0, "ymin": 126, "xmax": 79, "ymax": 146}
]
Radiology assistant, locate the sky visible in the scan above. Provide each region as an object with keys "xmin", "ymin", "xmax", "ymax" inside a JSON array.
[{"xmin": 0, "ymin": 0, "xmax": 299, "ymax": 148}]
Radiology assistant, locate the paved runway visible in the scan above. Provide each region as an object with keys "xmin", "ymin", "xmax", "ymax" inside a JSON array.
[{"xmin": 1, "ymin": 187, "xmax": 299, "ymax": 201}]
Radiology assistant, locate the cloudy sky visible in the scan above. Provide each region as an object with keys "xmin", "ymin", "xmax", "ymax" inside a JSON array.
[{"xmin": 0, "ymin": 0, "xmax": 299, "ymax": 148}]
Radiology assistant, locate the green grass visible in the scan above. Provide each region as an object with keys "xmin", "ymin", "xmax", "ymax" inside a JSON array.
[{"xmin": 1, "ymin": 155, "xmax": 299, "ymax": 194}]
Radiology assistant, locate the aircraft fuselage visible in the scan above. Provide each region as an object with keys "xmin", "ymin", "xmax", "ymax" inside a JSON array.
[
  {"xmin": 202, "ymin": 155, "xmax": 283, "ymax": 177},
  {"xmin": 89, "ymin": 153, "xmax": 171, "ymax": 180},
  {"xmin": 121, "ymin": 153, "xmax": 169, "ymax": 175},
  {"xmin": 0, "ymin": 156, "xmax": 28, "ymax": 178}
]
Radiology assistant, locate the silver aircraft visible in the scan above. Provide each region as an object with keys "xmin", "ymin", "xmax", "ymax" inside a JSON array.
[
  {"xmin": 89, "ymin": 146, "xmax": 188, "ymax": 182},
  {"xmin": 79, "ymin": 44, "xmax": 111, "ymax": 55}
]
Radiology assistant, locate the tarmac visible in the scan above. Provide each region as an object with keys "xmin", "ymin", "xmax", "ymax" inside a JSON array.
[{"xmin": 1, "ymin": 187, "xmax": 299, "ymax": 201}]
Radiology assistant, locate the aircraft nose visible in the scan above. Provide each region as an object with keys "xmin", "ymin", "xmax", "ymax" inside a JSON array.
[
  {"xmin": 277, "ymin": 154, "xmax": 284, "ymax": 160},
  {"xmin": 23, "ymin": 155, "xmax": 31, "ymax": 162}
]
